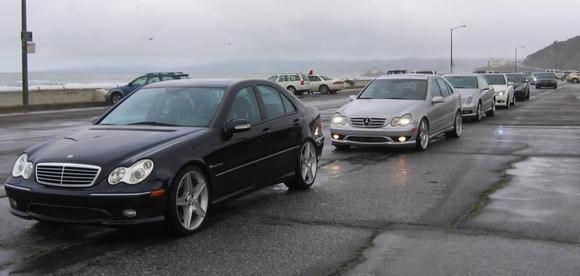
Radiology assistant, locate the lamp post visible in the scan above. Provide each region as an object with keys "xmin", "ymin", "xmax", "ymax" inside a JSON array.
[
  {"xmin": 21, "ymin": 0, "xmax": 29, "ymax": 105},
  {"xmin": 514, "ymin": 45, "xmax": 525, "ymax": 73},
  {"xmin": 450, "ymin": 25, "xmax": 467, "ymax": 74}
]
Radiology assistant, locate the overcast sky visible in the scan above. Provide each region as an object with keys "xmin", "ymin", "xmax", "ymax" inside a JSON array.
[{"xmin": 0, "ymin": 0, "xmax": 578, "ymax": 72}]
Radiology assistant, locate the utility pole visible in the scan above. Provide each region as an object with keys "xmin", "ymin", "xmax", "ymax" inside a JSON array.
[
  {"xmin": 21, "ymin": 0, "xmax": 29, "ymax": 105},
  {"xmin": 450, "ymin": 25, "xmax": 467, "ymax": 74},
  {"xmin": 514, "ymin": 45, "xmax": 525, "ymax": 73}
]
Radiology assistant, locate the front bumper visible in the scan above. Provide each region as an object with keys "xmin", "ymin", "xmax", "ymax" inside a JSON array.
[
  {"xmin": 4, "ymin": 180, "xmax": 167, "ymax": 225},
  {"xmin": 461, "ymin": 103, "xmax": 477, "ymax": 117},
  {"xmin": 330, "ymin": 125, "xmax": 417, "ymax": 147},
  {"xmin": 495, "ymin": 93, "xmax": 509, "ymax": 105}
]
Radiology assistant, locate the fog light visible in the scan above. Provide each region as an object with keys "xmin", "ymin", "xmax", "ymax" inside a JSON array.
[
  {"xmin": 332, "ymin": 134, "xmax": 340, "ymax": 140},
  {"xmin": 122, "ymin": 209, "xmax": 137, "ymax": 218},
  {"xmin": 398, "ymin": 136, "xmax": 407, "ymax": 142},
  {"xmin": 9, "ymin": 198, "xmax": 17, "ymax": 208}
]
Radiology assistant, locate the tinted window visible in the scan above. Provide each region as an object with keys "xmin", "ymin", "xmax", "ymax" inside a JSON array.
[
  {"xmin": 268, "ymin": 76, "xmax": 278, "ymax": 81},
  {"xmin": 359, "ymin": 79, "xmax": 427, "ymax": 100},
  {"xmin": 430, "ymin": 80, "xmax": 442, "ymax": 97},
  {"xmin": 436, "ymin": 79, "xmax": 452, "ymax": 97},
  {"xmin": 228, "ymin": 87, "xmax": 261, "ymax": 124},
  {"xmin": 256, "ymin": 85, "xmax": 286, "ymax": 119},
  {"xmin": 131, "ymin": 76, "xmax": 147, "ymax": 86},
  {"xmin": 445, "ymin": 76, "xmax": 478, "ymax": 89},
  {"xmin": 506, "ymin": 74, "xmax": 524, "ymax": 83},
  {"xmin": 100, "ymin": 87, "xmax": 225, "ymax": 127},
  {"xmin": 289, "ymin": 75, "xmax": 300, "ymax": 81},
  {"xmin": 147, "ymin": 76, "xmax": 161, "ymax": 84},
  {"xmin": 281, "ymin": 93, "xmax": 297, "ymax": 113},
  {"xmin": 161, "ymin": 76, "xmax": 175, "ymax": 81},
  {"xmin": 483, "ymin": 75, "xmax": 507, "ymax": 85},
  {"xmin": 535, "ymin": 73, "xmax": 555, "ymax": 79},
  {"xmin": 308, "ymin": 76, "xmax": 321, "ymax": 82},
  {"xmin": 279, "ymin": 75, "xmax": 289, "ymax": 82}
]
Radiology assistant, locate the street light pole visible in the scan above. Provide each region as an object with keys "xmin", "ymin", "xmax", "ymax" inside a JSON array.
[
  {"xmin": 514, "ymin": 45, "xmax": 525, "ymax": 73},
  {"xmin": 21, "ymin": 0, "xmax": 29, "ymax": 106},
  {"xmin": 450, "ymin": 25, "xmax": 467, "ymax": 74}
]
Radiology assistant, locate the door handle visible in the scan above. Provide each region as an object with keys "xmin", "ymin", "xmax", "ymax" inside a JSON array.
[
  {"xmin": 293, "ymin": 119, "xmax": 301, "ymax": 126},
  {"xmin": 262, "ymin": 128, "xmax": 271, "ymax": 136}
]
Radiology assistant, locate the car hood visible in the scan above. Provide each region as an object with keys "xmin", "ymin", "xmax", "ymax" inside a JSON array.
[
  {"xmin": 27, "ymin": 126, "xmax": 204, "ymax": 166},
  {"xmin": 338, "ymin": 99, "xmax": 424, "ymax": 118},
  {"xmin": 456, "ymin": 89, "xmax": 478, "ymax": 98},
  {"xmin": 491, "ymin": 85, "xmax": 509, "ymax": 91}
]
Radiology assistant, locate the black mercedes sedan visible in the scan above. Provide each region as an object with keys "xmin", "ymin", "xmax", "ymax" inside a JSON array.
[{"xmin": 4, "ymin": 79, "xmax": 324, "ymax": 235}]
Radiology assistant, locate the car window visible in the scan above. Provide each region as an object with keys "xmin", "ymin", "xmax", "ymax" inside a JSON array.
[
  {"xmin": 227, "ymin": 87, "xmax": 261, "ymax": 124},
  {"xmin": 281, "ymin": 93, "xmax": 297, "ymax": 113},
  {"xmin": 436, "ymin": 79, "xmax": 452, "ymax": 97},
  {"xmin": 130, "ymin": 76, "xmax": 147, "ymax": 86},
  {"xmin": 256, "ymin": 85, "xmax": 287, "ymax": 119},
  {"xmin": 161, "ymin": 76, "xmax": 175, "ymax": 81},
  {"xmin": 320, "ymin": 75, "xmax": 333, "ymax": 81},
  {"xmin": 477, "ymin": 77, "xmax": 488, "ymax": 89},
  {"xmin": 289, "ymin": 75, "xmax": 300, "ymax": 82},
  {"xmin": 483, "ymin": 75, "xmax": 507, "ymax": 85},
  {"xmin": 445, "ymin": 76, "xmax": 478, "ymax": 89},
  {"xmin": 430, "ymin": 80, "xmax": 443, "ymax": 98},
  {"xmin": 268, "ymin": 76, "xmax": 278, "ymax": 81},
  {"xmin": 147, "ymin": 76, "xmax": 161, "ymax": 84},
  {"xmin": 359, "ymin": 79, "xmax": 427, "ymax": 100},
  {"xmin": 279, "ymin": 75, "xmax": 289, "ymax": 82},
  {"xmin": 300, "ymin": 74, "xmax": 309, "ymax": 81},
  {"xmin": 308, "ymin": 76, "xmax": 321, "ymax": 82}
]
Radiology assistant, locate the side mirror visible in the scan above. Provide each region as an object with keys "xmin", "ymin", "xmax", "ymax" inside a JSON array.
[
  {"xmin": 223, "ymin": 119, "xmax": 252, "ymax": 138},
  {"xmin": 348, "ymin": 95, "xmax": 357, "ymax": 101},
  {"xmin": 432, "ymin": 96, "xmax": 444, "ymax": 104},
  {"xmin": 91, "ymin": 117, "xmax": 100, "ymax": 125},
  {"xmin": 481, "ymin": 87, "xmax": 490, "ymax": 92},
  {"xmin": 507, "ymin": 81, "xmax": 514, "ymax": 86}
]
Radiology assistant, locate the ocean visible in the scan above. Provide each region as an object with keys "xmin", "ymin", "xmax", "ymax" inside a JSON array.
[{"xmin": 0, "ymin": 72, "xmax": 140, "ymax": 92}]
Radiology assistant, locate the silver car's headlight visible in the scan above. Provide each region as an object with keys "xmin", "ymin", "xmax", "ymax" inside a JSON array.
[
  {"xmin": 11, "ymin": 154, "xmax": 33, "ymax": 179},
  {"xmin": 496, "ymin": 90, "xmax": 505, "ymax": 96},
  {"xmin": 391, "ymin": 113, "xmax": 413, "ymax": 127},
  {"xmin": 331, "ymin": 113, "xmax": 348, "ymax": 125},
  {"xmin": 108, "ymin": 159, "xmax": 154, "ymax": 185},
  {"xmin": 463, "ymin": 96, "xmax": 473, "ymax": 105}
]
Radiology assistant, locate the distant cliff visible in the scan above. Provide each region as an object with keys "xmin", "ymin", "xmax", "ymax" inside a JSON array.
[{"xmin": 523, "ymin": 36, "xmax": 580, "ymax": 70}]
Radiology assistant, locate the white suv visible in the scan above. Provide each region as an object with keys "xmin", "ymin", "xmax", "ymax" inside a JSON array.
[{"xmin": 268, "ymin": 73, "xmax": 312, "ymax": 95}]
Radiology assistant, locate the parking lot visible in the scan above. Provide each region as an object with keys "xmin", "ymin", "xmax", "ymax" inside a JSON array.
[{"xmin": 1, "ymin": 83, "xmax": 580, "ymax": 275}]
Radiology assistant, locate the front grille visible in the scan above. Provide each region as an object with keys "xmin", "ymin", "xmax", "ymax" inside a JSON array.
[
  {"xmin": 347, "ymin": 136, "xmax": 388, "ymax": 143},
  {"xmin": 28, "ymin": 204, "xmax": 111, "ymax": 220},
  {"xmin": 36, "ymin": 163, "xmax": 101, "ymax": 187},
  {"xmin": 349, "ymin": 117, "xmax": 386, "ymax": 128}
]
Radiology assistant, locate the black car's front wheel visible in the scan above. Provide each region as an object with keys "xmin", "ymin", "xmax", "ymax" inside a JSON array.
[
  {"xmin": 167, "ymin": 166, "xmax": 210, "ymax": 235},
  {"xmin": 285, "ymin": 141, "xmax": 318, "ymax": 190}
]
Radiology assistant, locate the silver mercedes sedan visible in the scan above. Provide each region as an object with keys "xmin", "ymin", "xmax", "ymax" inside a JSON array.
[
  {"xmin": 330, "ymin": 75, "xmax": 462, "ymax": 151},
  {"xmin": 444, "ymin": 74, "xmax": 496, "ymax": 121}
]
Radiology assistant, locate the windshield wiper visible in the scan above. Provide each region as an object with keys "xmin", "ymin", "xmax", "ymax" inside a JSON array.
[{"xmin": 128, "ymin": 121, "xmax": 182, "ymax": 127}]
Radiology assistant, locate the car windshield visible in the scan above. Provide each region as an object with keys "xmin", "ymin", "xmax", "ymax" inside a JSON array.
[
  {"xmin": 506, "ymin": 74, "xmax": 524, "ymax": 83},
  {"xmin": 320, "ymin": 75, "xmax": 333, "ymax": 81},
  {"xmin": 358, "ymin": 79, "xmax": 427, "ymax": 100},
  {"xmin": 445, "ymin": 76, "xmax": 478, "ymax": 89},
  {"xmin": 483, "ymin": 75, "xmax": 506, "ymax": 85},
  {"xmin": 99, "ymin": 87, "xmax": 225, "ymax": 127},
  {"xmin": 536, "ymin": 73, "xmax": 555, "ymax": 78}
]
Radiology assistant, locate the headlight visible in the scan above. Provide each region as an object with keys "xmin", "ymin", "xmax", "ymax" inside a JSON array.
[
  {"xmin": 11, "ymin": 154, "xmax": 33, "ymax": 179},
  {"xmin": 391, "ymin": 114, "xmax": 413, "ymax": 127},
  {"xmin": 331, "ymin": 113, "xmax": 348, "ymax": 125},
  {"xmin": 108, "ymin": 159, "xmax": 154, "ymax": 185},
  {"xmin": 463, "ymin": 96, "xmax": 473, "ymax": 105},
  {"xmin": 496, "ymin": 90, "xmax": 505, "ymax": 96}
]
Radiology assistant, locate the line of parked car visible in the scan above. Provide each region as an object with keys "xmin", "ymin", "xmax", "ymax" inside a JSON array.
[{"xmin": 329, "ymin": 70, "xmax": 554, "ymax": 150}]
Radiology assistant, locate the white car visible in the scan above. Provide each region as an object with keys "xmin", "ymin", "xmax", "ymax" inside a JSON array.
[
  {"xmin": 267, "ymin": 73, "xmax": 312, "ymax": 95},
  {"xmin": 307, "ymin": 75, "xmax": 348, "ymax": 94},
  {"xmin": 481, "ymin": 74, "xmax": 515, "ymax": 108}
]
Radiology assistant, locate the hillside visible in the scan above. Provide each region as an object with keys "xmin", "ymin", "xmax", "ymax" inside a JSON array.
[{"xmin": 523, "ymin": 36, "xmax": 580, "ymax": 70}]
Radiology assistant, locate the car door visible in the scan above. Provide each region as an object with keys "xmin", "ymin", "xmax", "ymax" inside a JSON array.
[
  {"xmin": 427, "ymin": 79, "xmax": 447, "ymax": 133},
  {"xmin": 255, "ymin": 84, "xmax": 302, "ymax": 182},
  {"xmin": 436, "ymin": 78, "xmax": 458, "ymax": 130},
  {"xmin": 477, "ymin": 76, "xmax": 493, "ymax": 110},
  {"xmin": 308, "ymin": 75, "xmax": 322, "ymax": 91},
  {"xmin": 206, "ymin": 86, "xmax": 265, "ymax": 198}
]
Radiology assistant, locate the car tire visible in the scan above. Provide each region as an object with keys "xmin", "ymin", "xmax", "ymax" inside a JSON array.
[
  {"xmin": 486, "ymin": 98, "xmax": 496, "ymax": 117},
  {"xmin": 475, "ymin": 101, "xmax": 482, "ymax": 122},
  {"xmin": 334, "ymin": 144, "xmax": 350, "ymax": 150},
  {"xmin": 416, "ymin": 119, "xmax": 429, "ymax": 151},
  {"xmin": 319, "ymin": 85, "xmax": 329, "ymax": 94},
  {"xmin": 285, "ymin": 141, "xmax": 318, "ymax": 190},
  {"xmin": 526, "ymin": 89, "xmax": 530, "ymax": 100},
  {"xmin": 554, "ymin": 85, "xmax": 558, "ymax": 89},
  {"xmin": 536, "ymin": 85, "xmax": 540, "ymax": 89},
  {"xmin": 166, "ymin": 166, "xmax": 211, "ymax": 235},
  {"xmin": 287, "ymin": 86, "xmax": 296, "ymax": 93},
  {"xmin": 446, "ymin": 111, "xmax": 462, "ymax": 138},
  {"xmin": 510, "ymin": 95, "xmax": 516, "ymax": 106},
  {"xmin": 573, "ymin": 78, "xmax": 579, "ymax": 83},
  {"xmin": 111, "ymin": 92, "xmax": 123, "ymax": 105}
]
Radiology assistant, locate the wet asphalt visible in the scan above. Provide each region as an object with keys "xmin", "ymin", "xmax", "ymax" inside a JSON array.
[{"xmin": 0, "ymin": 83, "xmax": 579, "ymax": 275}]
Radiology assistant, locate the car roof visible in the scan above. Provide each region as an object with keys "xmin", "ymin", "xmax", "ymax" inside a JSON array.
[
  {"xmin": 145, "ymin": 78, "xmax": 243, "ymax": 88},
  {"xmin": 444, "ymin": 74, "xmax": 477, "ymax": 77},
  {"xmin": 375, "ymin": 74, "xmax": 432, "ymax": 80}
]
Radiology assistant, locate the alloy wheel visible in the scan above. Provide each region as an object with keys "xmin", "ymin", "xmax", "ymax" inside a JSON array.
[
  {"xmin": 455, "ymin": 112, "xmax": 463, "ymax": 136},
  {"xmin": 476, "ymin": 102, "xmax": 482, "ymax": 121},
  {"xmin": 300, "ymin": 142, "xmax": 318, "ymax": 185},
  {"xmin": 418, "ymin": 120, "xmax": 429, "ymax": 150},
  {"xmin": 176, "ymin": 170, "xmax": 209, "ymax": 231}
]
